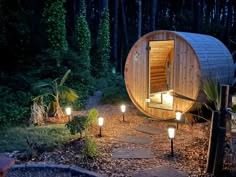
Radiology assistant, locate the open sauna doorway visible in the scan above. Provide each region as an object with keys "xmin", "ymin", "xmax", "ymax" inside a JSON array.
[{"xmin": 148, "ymin": 40, "xmax": 174, "ymax": 110}]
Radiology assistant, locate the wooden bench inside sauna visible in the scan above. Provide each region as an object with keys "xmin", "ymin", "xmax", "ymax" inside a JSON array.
[{"xmin": 125, "ymin": 30, "xmax": 234, "ymax": 120}]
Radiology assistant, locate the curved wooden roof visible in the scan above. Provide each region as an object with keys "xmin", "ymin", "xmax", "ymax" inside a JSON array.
[
  {"xmin": 125, "ymin": 30, "xmax": 234, "ymax": 120},
  {"xmin": 174, "ymin": 32, "xmax": 234, "ymax": 84}
]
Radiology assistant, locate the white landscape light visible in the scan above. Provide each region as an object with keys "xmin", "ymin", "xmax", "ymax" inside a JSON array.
[
  {"xmin": 175, "ymin": 111, "xmax": 182, "ymax": 130},
  {"xmin": 167, "ymin": 125, "xmax": 176, "ymax": 157},
  {"xmin": 65, "ymin": 107, "xmax": 72, "ymax": 115},
  {"xmin": 176, "ymin": 111, "xmax": 182, "ymax": 121},
  {"xmin": 121, "ymin": 105, "xmax": 126, "ymax": 113},
  {"xmin": 65, "ymin": 107, "xmax": 72, "ymax": 121},
  {"xmin": 120, "ymin": 104, "xmax": 126, "ymax": 122},
  {"xmin": 98, "ymin": 117, "xmax": 104, "ymax": 127},
  {"xmin": 168, "ymin": 126, "xmax": 176, "ymax": 139},
  {"xmin": 98, "ymin": 117, "xmax": 104, "ymax": 137}
]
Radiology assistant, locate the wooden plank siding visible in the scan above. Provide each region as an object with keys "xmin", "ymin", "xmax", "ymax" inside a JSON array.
[{"xmin": 125, "ymin": 30, "xmax": 234, "ymax": 120}]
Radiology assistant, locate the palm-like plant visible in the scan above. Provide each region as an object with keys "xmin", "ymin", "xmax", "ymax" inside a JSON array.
[
  {"xmin": 33, "ymin": 69, "xmax": 78, "ymax": 119},
  {"xmin": 201, "ymin": 78, "xmax": 220, "ymax": 111},
  {"xmin": 172, "ymin": 78, "xmax": 220, "ymax": 123}
]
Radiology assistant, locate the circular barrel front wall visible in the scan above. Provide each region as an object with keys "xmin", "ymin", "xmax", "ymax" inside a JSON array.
[{"xmin": 125, "ymin": 30, "xmax": 234, "ymax": 120}]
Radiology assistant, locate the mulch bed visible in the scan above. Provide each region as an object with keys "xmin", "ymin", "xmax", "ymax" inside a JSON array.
[{"xmin": 11, "ymin": 104, "xmax": 234, "ymax": 176}]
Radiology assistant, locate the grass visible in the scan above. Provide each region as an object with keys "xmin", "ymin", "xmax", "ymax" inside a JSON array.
[{"xmin": 0, "ymin": 124, "xmax": 81, "ymax": 153}]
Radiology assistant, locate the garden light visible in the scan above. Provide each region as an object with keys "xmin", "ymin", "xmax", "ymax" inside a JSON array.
[
  {"xmin": 98, "ymin": 117, "xmax": 104, "ymax": 137},
  {"xmin": 120, "ymin": 104, "xmax": 126, "ymax": 122},
  {"xmin": 176, "ymin": 111, "xmax": 182, "ymax": 121},
  {"xmin": 65, "ymin": 107, "xmax": 72, "ymax": 121},
  {"xmin": 167, "ymin": 125, "xmax": 176, "ymax": 157},
  {"xmin": 176, "ymin": 111, "xmax": 182, "ymax": 129}
]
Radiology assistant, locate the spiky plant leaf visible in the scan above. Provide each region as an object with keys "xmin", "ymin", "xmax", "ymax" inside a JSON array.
[
  {"xmin": 202, "ymin": 78, "xmax": 220, "ymax": 110},
  {"xmin": 59, "ymin": 69, "xmax": 71, "ymax": 86},
  {"xmin": 59, "ymin": 86, "xmax": 79, "ymax": 102}
]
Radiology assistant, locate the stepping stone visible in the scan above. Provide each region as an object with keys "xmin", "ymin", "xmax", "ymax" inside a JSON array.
[
  {"xmin": 132, "ymin": 166, "xmax": 188, "ymax": 177},
  {"xmin": 118, "ymin": 135, "xmax": 152, "ymax": 145},
  {"xmin": 135, "ymin": 125, "xmax": 164, "ymax": 135},
  {"xmin": 112, "ymin": 148, "xmax": 154, "ymax": 159}
]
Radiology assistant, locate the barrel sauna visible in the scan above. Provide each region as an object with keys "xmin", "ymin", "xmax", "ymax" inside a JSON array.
[{"xmin": 125, "ymin": 30, "xmax": 234, "ymax": 120}]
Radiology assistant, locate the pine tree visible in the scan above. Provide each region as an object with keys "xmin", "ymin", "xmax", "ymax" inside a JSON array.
[
  {"xmin": 42, "ymin": 0, "xmax": 68, "ymax": 67},
  {"xmin": 74, "ymin": 0, "xmax": 92, "ymax": 84},
  {"xmin": 93, "ymin": 8, "xmax": 111, "ymax": 78}
]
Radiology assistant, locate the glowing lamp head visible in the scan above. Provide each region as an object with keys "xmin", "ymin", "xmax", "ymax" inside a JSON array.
[
  {"xmin": 65, "ymin": 107, "xmax": 72, "ymax": 116},
  {"xmin": 98, "ymin": 117, "xmax": 104, "ymax": 127},
  {"xmin": 121, "ymin": 105, "xmax": 126, "ymax": 113},
  {"xmin": 176, "ymin": 111, "xmax": 182, "ymax": 121},
  {"xmin": 168, "ymin": 126, "xmax": 176, "ymax": 139}
]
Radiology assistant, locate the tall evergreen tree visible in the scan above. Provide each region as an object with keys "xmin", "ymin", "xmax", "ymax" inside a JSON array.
[
  {"xmin": 42, "ymin": 0, "xmax": 68, "ymax": 67},
  {"xmin": 93, "ymin": 8, "xmax": 110, "ymax": 78},
  {"xmin": 74, "ymin": 0, "xmax": 92, "ymax": 83}
]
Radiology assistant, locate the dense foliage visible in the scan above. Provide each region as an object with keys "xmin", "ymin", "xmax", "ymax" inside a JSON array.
[
  {"xmin": 73, "ymin": 0, "xmax": 92, "ymax": 86},
  {"xmin": 42, "ymin": 0, "xmax": 68, "ymax": 52},
  {"xmin": 0, "ymin": 0, "xmax": 235, "ymax": 126},
  {"xmin": 92, "ymin": 8, "xmax": 111, "ymax": 78}
]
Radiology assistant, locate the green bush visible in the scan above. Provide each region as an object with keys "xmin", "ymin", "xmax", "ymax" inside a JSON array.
[
  {"xmin": 65, "ymin": 116, "xmax": 89, "ymax": 137},
  {"xmin": 83, "ymin": 137, "xmax": 99, "ymax": 158},
  {"xmin": 87, "ymin": 108, "xmax": 99, "ymax": 126},
  {"xmin": 0, "ymin": 86, "xmax": 31, "ymax": 126},
  {"xmin": 96, "ymin": 74, "xmax": 130, "ymax": 104}
]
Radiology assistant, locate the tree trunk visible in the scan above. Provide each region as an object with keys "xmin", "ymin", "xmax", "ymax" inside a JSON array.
[
  {"xmin": 113, "ymin": 0, "xmax": 119, "ymax": 71},
  {"xmin": 195, "ymin": 0, "xmax": 201, "ymax": 33},
  {"xmin": 137, "ymin": 0, "xmax": 142, "ymax": 38},
  {"xmin": 101, "ymin": 0, "xmax": 108, "ymax": 9},
  {"xmin": 221, "ymin": 1, "xmax": 226, "ymax": 26},
  {"xmin": 225, "ymin": 0, "xmax": 233, "ymax": 43},
  {"xmin": 55, "ymin": 94, "xmax": 64, "ymax": 119},
  {"xmin": 233, "ymin": 1, "xmax": 236, "ymax": 35},
  {"xmin": 215, "ymin": 0, "xmax": 220, "ymax": 23},
  {"xmin": 121, "ymin": 0, "xmax": 128, "ymax": 48},
  {"xmin": 151, "ymin": 0, "xmax": 157, "ymax": 31}
]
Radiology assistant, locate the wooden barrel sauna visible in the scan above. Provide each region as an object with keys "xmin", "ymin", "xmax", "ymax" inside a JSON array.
[{"xmin": 124, "ymin": 30, "xmax": 234, "ymax": 120}]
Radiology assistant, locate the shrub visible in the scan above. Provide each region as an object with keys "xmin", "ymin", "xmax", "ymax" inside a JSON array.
[
  {"xmin": 83, "ymin": 137, "xmax": 99, "ymax": 158},
  {"xmin": 98, "ymin": 74, "xmax": 130, "ymax": 104},
  {"xmin": 87, "ymin": 108, "xmax": 99, "ymax": 126},
  {"xmin": 65, "ymin": 116, "xmax": 88, "ymax": 137},
  {"xmin": 0, "ymin": 86, "xmax": 31, "ymax": 126}
]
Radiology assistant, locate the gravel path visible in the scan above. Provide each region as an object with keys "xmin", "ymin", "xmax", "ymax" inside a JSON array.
[{"xmin": 4, "ymin": 104, "xmax": 233, "ymax": 177}]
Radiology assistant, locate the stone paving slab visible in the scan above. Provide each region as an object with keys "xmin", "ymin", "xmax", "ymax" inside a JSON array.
[
  {"xmin": 132, "ymin": 166, "xmax": 188, "ymax": 177},
  {"xmin": 112, "ymin": 148, "xmax": 154, "ymax": 159},
  {"xmin": 118, "ymin": 135, "xmax": 152, "ymax": 145},
  {"xmin": 134, "ymin": 125, "xmax": 164, "ymax": 135}
]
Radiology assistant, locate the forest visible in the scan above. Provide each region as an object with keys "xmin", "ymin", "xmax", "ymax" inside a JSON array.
[{"xmin": 0, "ymin": 0, "xmax": 236, "ymax": 126}]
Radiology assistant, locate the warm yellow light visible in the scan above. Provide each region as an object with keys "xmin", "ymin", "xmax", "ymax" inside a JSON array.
[
  {"xmin": 65, "ymin": 107, "xmax": 72, "ymax": 116},
  {"xmin": 162, "ymin": 92, "xmax": 173, "ymax": 104},
  {"xmin": 98, "ymin": 117, "xmax": 104, "ymax": 127},
  {"xmin": 168, "ymin": 126, "xmax": 176, "ymax": 139},
  {"xmin": 176, "ymin": 111, "xmax": 182, "ymax": 121},
  {"xmin": 121, "ymin": 105, "xmax": 126, "ymax": 113}
]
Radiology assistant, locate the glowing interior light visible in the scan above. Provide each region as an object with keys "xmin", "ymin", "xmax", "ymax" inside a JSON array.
[{"xmin": 162, "ymin": 92, "xmax": 173, "ymax": 104}]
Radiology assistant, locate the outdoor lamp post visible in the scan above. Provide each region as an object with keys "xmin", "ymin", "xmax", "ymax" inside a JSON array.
[
  {"xmin": 98, "ymin": 117, "xmax": 104, "ymax": 137},
  {"xmin": 175, "ymin": 111, "xmax": 182, "ymax": 130},
  {"xmin": 65, "ymin": 107, "xmax": 72, "ymax": 121},
  {"xmin": 120, "ymin": 104, "xmax": 126, "ymax": 122},
  {"xmin": 167, "ymin": 125, "xmax": 176, "ymax": 157}
]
